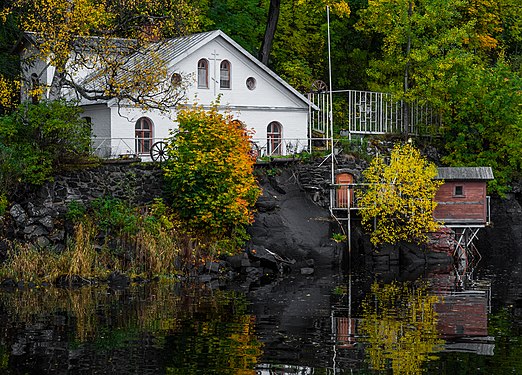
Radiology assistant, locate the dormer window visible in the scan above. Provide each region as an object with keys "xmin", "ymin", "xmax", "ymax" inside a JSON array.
[
  {"xmin": 220, "ymin": 60, "xmax": 231, "ymax": 89},
  {"xmin": 197, "ymin": 59, "xmax": 209, "ymax": 88}
]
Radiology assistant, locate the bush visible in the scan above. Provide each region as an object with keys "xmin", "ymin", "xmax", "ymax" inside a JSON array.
[
  {"xmin": 0, "ymin": 100, "xmax": 91, "ymax": 188},
  {"xmin": 162, "ymin": 104, "xmax": 261, "ymax": 253}
]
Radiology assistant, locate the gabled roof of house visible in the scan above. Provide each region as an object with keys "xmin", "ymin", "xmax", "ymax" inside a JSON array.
[
  {"xmin": 102, "ymin": 30, "xmax": 316, "ymax": 109},
  {"xmin": 161, "ymin": 30, "xmax": 314, "ymax": 108},
  {"xmin": 435, "ymin": 167, "xmax": 494, "ymax": 180}
]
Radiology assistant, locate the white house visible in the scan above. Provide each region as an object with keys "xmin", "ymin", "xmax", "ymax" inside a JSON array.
[{"xmin": 21, "ymin": 30, "xmax": 315, "ymax": 160}]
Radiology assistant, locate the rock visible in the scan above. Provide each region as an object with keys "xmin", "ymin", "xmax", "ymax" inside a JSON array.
[
  {"xmin": 48, "ymin": 229, "xmax": 65, "ymax": 242},
  {"xmin": 35, "ymin": 236, "xmax": 50, "ymax": 248},
  {"xmin": 1, "ymin": 279, "xmax": 16, "ymax": 288},
  {"xmin": 256, "ymin": 196, "xmax": 279, "ymax": 212},
  {"xmin": 10, "ymin": 204, "xmax": 28, "ymax": 225},
  {"xmin": 55, "ymin": 275, "xmax": 91, "ymax": 287},
  {"xmin": 245, "ymin": 267, "xmax": 263, "ymax": 281},
  {"xmin": 248, "ymin": 248, "xmax": 279, "ymax": 270},
  {"xmin": 205, "ymin": 261, "xmax": 220, "ymax": 273},
  {"xmin": 225, "ymin": 254, "xmax": 245, "ymax": 269},
  {"xmin": 240, "ymin": 258, "xmax": 251, "ymax": 267},
  {"xmin": 27, "ymin": 226, "xmax": 49, "ymax": 238},
  {"xmin": 27, "ymin": 202, "xmax": 48, "ymax": 217},
  {"xmin": 300, "ymin": 267, "xmax": 314, "ymax": 275},
  {"xmin": 199, "ymin": 274, "xmax": 214, "ymax": 283},
  {"xmin": 38, "ymin": 216, "xmax": 54, "ymax": 230}
]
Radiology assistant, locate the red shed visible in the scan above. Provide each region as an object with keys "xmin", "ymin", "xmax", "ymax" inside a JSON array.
[{"xmin": 433, "ymin": 167, "xmax": 494, "ymax": 226}]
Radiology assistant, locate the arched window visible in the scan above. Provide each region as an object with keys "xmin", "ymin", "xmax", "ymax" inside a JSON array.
[
  {"xmin": 31, "ymin": 73, "xmax": 40, "ymax": 104},
  {"xmin": 197, "ymin": 59, "xmax": 209, "ymax": 89},
  {"xmin": 220, "ymin": 60, "xmax": 231, "ymax": 89},
  {"xmin": 135, "ymin": 117, "xmax": 153, "ymax": 154},
  {"xmin": 267, "ymin": 121, "xmax": 282, "ymax": 156}
]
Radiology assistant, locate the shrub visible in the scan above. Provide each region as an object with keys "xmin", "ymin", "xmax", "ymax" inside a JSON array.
[
  {"xmin": 0, "ymin": 100, "xmax": 91, "ymax": 188},
  {"xmin": 162, "ymin": 104, "xmax": 261, "ymax": 253}
]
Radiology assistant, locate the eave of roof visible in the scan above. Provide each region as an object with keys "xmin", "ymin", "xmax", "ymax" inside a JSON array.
[{"xmin": 435, "ymin": 167, "xmax": 494, "ymax": 180}]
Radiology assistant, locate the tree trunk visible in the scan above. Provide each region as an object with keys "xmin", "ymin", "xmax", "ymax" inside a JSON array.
[
  {"xmin": 259, "ymin": 0, "xmax": 281, "ymax": 65},
  {"xmin": 48, "ymin": 69, "xmax": 65, "ymax": 100}
]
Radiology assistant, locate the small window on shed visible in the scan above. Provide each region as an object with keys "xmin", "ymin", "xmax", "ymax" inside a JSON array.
[{"xmin": 454, "ymin": 185, "xmax": 464, "ymax": 196}]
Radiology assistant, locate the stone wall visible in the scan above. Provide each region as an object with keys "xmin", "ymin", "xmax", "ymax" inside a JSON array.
[{"xmin": 2, "ymin": 160, "xmax": 165, "ymax": 251}]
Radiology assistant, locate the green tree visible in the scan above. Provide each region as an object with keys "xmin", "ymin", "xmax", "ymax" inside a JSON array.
[
  {"xmin": 440, "ymin": 62, "xmax": 522, "ymax": 195},
  {"xmin": 162, "ymin": 104, "xmax": 261, "ymax": 253},
  {"xmin": 199, "ymin": 0, "xmax": 268, "ymax": 57},
  {"xmin": 358, "ymin": 143, "xmax": 442, "ymax": 246},
  {"xmin": 264, "ymin": 0, "xmax": 350, "ymax": 91},
  {"xmin": 0, "ymin": 100, "xmax": 91, "ymax": 188}
]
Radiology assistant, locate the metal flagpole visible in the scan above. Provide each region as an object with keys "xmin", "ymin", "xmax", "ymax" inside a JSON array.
[{"xmin": 327, "ymin": 6, "xmax": 334, "ymax": 191}]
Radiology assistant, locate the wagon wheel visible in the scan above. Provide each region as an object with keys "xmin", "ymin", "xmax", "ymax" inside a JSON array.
[
  {"xmin": 310, "ymin": 80, "xmax": 328, "ymax": 93},
  {"xmin": 150, "ymin": 141, "xmax": 169, "ymax": 163}
]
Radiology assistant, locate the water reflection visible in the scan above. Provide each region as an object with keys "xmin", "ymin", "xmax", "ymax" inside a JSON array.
[
  {"xmin": 1, "ymin": 257, "xmax": 522, "ymax": 373},
  {"xmin": 0, "ymin": 283, "xmax": 262, "ymax": 374},
  {"xmin": 359, "ymin": 281, "xmax": 443, "ymax": 374}
]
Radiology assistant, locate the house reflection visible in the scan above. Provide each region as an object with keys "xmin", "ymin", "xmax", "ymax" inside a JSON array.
[
  {"xmin": 431, "ymin": 271, "xmax": 494, "ymax": 355},
  {"xmin": 329, "ymin": 265, "xmax": 494, "ymax": 373}
]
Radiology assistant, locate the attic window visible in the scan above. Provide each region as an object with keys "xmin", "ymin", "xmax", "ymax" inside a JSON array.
[
  {"xmin": 171, "ymin": 73, "xmax": 182, "ymax": 86},
  {"xmin": 454, "ymin": 185, "xmax": 464, "ymax": 196},
  {"xmin": 246, "ymin": 77, "xmax": 256, "ymax": 90},
  {"xmin": 197, "ymin": 59, "xmax": 209, "ymax": 89},
  {"xmin": 220, "ymin": 60, "xmax": 231, "ymax": 89}
]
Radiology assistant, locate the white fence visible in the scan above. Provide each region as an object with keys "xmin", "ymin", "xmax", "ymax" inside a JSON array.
[
  {"xmin": 92, "ymin": 137, "xmax": 322, "ymax": 160},
  {"xmin": 308, "ymin": 89, "xmax": 441, "ymax": 137}
]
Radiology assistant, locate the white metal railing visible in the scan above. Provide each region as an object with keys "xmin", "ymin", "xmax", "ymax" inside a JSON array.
[
  {"xmin": 92, "ymin": 137, "xmax": 316, "ymax": 159},
  {"xmin": 250, "ymin": 137, "xmax": 310, "ymax": 158},
  {"xmin": 91, "ymin": 136, "xmax": 361, "ymax": 160},
  {"xmin": 308, "ymin": 89, "xmax": 441, "ymax": 137},
  {"xmin": 92, "ymin": 137, "xmax": 168, "ymax": 159},
  {"xmin": 330, "ymin": 184, "xmax": 369, "ymax": 210}
]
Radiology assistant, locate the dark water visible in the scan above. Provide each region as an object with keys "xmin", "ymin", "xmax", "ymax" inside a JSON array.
[{"xmin": 1, "ymin": 248, "xmax": 521, "ymax": 374}]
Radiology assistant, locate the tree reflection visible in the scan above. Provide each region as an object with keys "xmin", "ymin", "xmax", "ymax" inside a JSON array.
[
  {"xmin": 360, "ymin": 281, "xmax": 444, "ymax": 374},
  {"xmin": 0, "ymin": 283, "xmax": 262, "ymax": 374}
]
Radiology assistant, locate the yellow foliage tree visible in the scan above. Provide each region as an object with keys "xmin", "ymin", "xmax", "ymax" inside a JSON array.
[
  {"xmin": 2, "ymin": 0, "xmax": 199, "ymax": 111},
  {"xmin": 358, "ymin": 143, "xmax": 442, "ymax": 246}
]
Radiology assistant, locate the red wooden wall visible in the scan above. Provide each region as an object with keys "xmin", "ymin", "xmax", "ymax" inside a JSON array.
[{"xmin": 433, "ymin": 181, "xmax": 487, "ymax": 224}]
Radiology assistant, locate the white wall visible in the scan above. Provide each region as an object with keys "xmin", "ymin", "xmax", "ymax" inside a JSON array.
[
  {"xmin": 83, "ymin": 33, "xmax": 312, "ymax": 157},
  {"xmin": 173, "ymin": 36, "xmax": 307, "ymax": 111}
]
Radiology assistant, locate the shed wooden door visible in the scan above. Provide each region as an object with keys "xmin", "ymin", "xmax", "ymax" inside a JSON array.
[{"xmin": 336, "ymin": 173, "xmax": 353, "ymax": 208}]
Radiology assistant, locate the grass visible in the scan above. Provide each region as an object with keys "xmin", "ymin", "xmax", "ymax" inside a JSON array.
[{"xmin": 0, "ymin": 197, "xmax": 243, "ymax": 285}]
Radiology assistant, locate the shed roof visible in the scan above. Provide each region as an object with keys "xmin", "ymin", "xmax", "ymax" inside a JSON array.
[{"xmin": 435, "ymin": 167, "xmax": 494, "ymax": 180}]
